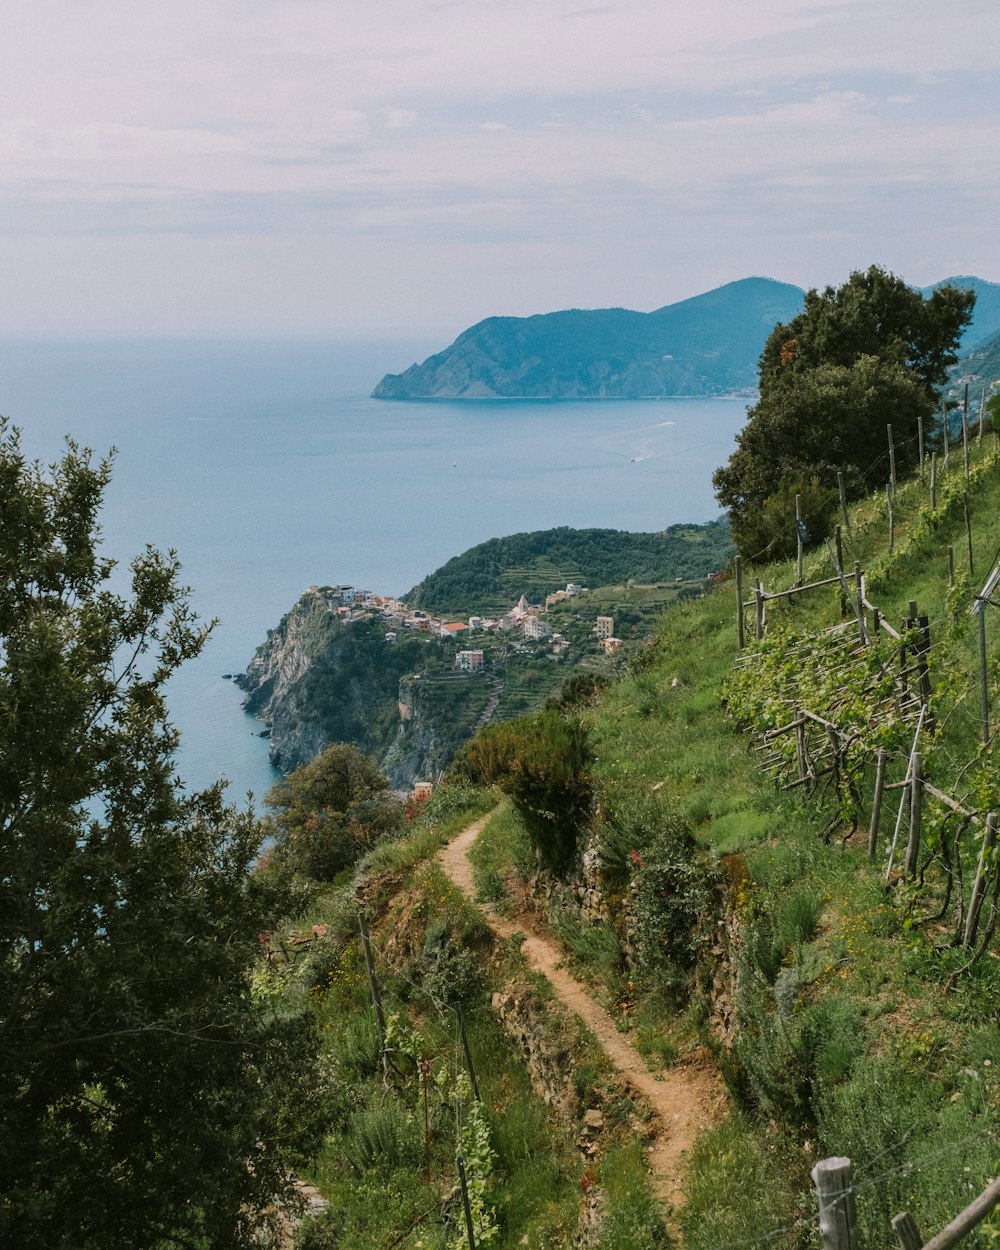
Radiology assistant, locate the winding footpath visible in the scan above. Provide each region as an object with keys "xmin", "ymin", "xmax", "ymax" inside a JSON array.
[{"xmin": 438, "ymin": 814, "xmax": 726, "ymax": 1212}]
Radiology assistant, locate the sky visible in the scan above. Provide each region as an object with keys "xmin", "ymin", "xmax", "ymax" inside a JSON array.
[{"xmin": 2, "ymin": 0, "xmax": 998, "ymax": 341}]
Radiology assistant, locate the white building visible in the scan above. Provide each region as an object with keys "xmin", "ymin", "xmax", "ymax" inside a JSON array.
[
  {"xmin": 523, "ymin": 615, "xmax": 552, "ymax": 640},
  {"xmin": 595, "ymin": 615, "xmax": 614, "ymax": 640}
]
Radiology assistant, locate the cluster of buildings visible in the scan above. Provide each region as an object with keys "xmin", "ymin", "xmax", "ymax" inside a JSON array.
[{"xmin": 304, "ymin": 580, "xmax": 623, "ymax": 668}]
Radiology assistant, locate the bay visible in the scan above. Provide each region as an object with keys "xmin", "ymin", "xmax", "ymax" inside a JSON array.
[{"xmin": 0, "ymin": 338, "xmax": 750, "ymax": 806}]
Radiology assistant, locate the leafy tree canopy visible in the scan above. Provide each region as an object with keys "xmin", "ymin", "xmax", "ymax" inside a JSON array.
[
  {"xmin": 264, "ymin": 742, "xmax": 402, "ymax": 882},
  {"xmin": 0, "ymin": 422, "xmax": 324, "ymax": 1248},
  {"xmin": 714, "ymin": 266, "xmax": 975, "ymax": 560}
]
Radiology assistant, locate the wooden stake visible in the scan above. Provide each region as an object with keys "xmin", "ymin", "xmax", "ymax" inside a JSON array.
[
  {"xmin": 887, "ymin": 486, "xmax": 894, "ymax": 554},
  {"xmin": 854, "ymin": 561, "xmax": 867, "ymax": 644},
  {"xmin": 795, "ymin": 492, "xmax": 803, "ymax": 585},
  {"xmin": 904, "ymin": 751, "xmax": 922, "ymax": 878},
  {"xmin": 755, "ymin": 581, "xmax": 764, "ymax": 642},
  {"xmin": 838, "ymin": 470, "xmax": 850, "ymax": 530},
  {"xmin": 919, "ymin": 1172, "xmax": 1000, "ymax": 1250},
  {"xmin": 930, "ymin": 450, "xmax": 937, "ymax": 510},
  {"xmin": 963, "ymin": 382, "xmax": 970, "ymax": 479},
  {"xmin": 964, "ymin": 491, "xmax": 974, "ymax": 576},
  {"xmin": 735, "ymin": 555, "xmax": 745, "ymax": 651},
  {"xmin": 812, "ymin": 1157, "xmax": 859, "ymax": 1250},
  {"xmin": 835, "ymin": 525, "xmax": 847, "ymax": 617},
  {"xmin": 869, "ymin": 747, "xmax": 887, "ymax": 861},
  {"xmin": 943, "ymin": 401, "xmax": 950, "ymax": 469},
  {"xmin": 455, "ymin": 1002, "xmax": 480, "ymax": 1102},
  {"xmin": 887, "ymin": 423, "xmax": 896, "ymax": 497},
  {"xmin": 892, "ymin": 1211, "xmax": 924, "ymax": 1250},
  {"xmin": 964, "ymin": 813, "xmax": 998, "ymax": 949},
  {"xmin": 980, "ymin": 605, "xmax": 990, "ymax": 745}
]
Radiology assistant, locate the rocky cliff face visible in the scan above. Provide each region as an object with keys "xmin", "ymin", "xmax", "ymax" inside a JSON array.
[{"xmin": 237, "ymin": 591, "xmax": 490, "ymax": 789}]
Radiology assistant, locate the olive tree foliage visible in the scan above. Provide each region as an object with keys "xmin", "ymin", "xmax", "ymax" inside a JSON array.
[
  {"xmin": 263, "ymin": 742, "xmax": 403, "ymax": 883},
  {"xmin": 0, "ymin": 422, "xmax": 325, "ymax": 1250},
  {"xmin": 713, "ymin": 267, "xmax": 975, "ymax": 560}
]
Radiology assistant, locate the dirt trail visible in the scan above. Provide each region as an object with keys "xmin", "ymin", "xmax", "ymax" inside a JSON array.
[{"xmin": 438, "ymin": 815, "xmax": 726, "ymax": 1212}]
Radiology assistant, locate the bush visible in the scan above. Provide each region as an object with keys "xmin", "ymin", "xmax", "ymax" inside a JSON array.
[{"xmin": 452, "ymin": 712, "xmax": 592, "ymax": 870}]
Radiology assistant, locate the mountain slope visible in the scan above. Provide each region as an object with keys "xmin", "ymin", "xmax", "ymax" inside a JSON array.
[
  {"xmin": 372, "ymin": 274, "xmax": 1000, "ymax": 402},
  {"xmin": 372, "ymin": 278, "xmax": 805, "ymax": 399}
]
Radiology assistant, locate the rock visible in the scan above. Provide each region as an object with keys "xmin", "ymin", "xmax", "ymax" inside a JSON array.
[{"xmin": 583, "ymin": 1109, "xmax": 604, "ymax": 1131}]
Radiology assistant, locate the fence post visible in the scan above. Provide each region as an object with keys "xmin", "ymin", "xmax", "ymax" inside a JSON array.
[
  {"xmin": 869, "ymin": 747, "xmax": 887, "ymax": 861},
  {"xmin": 755, "ymin": 581, "xmax": 764, "ymax": 642},
  {"xmin": 795, "ymin": 707, "xmax": 808, "ymax": 784},
  {"xmin": 796, "ymin": 492, "xmax": 804, "ymax": 585},
  {"xmin": 943, "ymin": 401, "xmax": 950, "ymax": 469},
  {"xmin": 964, "ymin": 492, "xmax": 975, "ymax": 576},
  {"xmin": 854, "ymin": 562, "xmax": 867, "ymax": 644},
  {"xmin": 835, "ymin": 526, "xmax": 848, "ymax": 617},
  {"xmin": 963, "ymin": 812, "xmax": 998, "ymax": 949},
  {"xmin": 812, "ymin": 1157, "xmax": 859, "ymax": 1250},
  {"xmin": 930, "ymin": 451, "xmax": 937, "ymax": 510},
  {"xmin": 979, "ymin": 604, "xmax": 990, "ymax": 745},
  {"xmin": 887, "ymin": 486, "xmax": 894, "ymax": 554},
  {"xmin": 891, "ymin": 1211, "xmax": 924, "ymax": 1250},
  {"xmin": 888, "ymin": 423, "xmax": 897, "ymax": 498},
  {"xmin": 838, "ymin": 470, "xmax": 850, "ymax": 531},
  {"xmin": 963, "ymin": 382, "xmax": 970, "ymax": 480},
  {"xmin": 904, "ymin": 751, "xmax": 922, "ymax": 877},
  {"xmin": 735, "ymin": 555, "xmax": 745, "ymax": 651}
]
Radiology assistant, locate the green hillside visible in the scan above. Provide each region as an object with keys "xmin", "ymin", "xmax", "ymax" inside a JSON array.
[
  {"xmin": 404, "ymin": 519, "xmax": 733, "ymax": 614},
  {"xmin": 271, "ymin": 432, "xmax": 1000, "ymax": 1249}
]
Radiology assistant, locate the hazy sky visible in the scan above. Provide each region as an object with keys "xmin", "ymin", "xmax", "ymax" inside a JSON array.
[{"xmin": 3, "ymin": 0, "xmax": 997, "ymax": 339}]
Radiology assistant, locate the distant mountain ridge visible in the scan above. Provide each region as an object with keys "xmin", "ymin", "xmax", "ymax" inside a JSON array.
[{"xmin": 372, "ymin": 274, "xmax": 1000, "ymax": 401}]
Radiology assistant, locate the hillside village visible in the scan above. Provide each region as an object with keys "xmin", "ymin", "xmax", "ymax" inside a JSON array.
[{"xmin": 301, "ymin": 580, "xmax": 627, "ymax": 662}]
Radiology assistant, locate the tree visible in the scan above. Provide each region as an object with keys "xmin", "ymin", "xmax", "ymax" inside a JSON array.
[
  {"xmin": 263, "ymin": 742, "xmax": 402, "ymax": 882},
  {"xmin": 451, "ymin": 710, "xmax": 592, "ymax": 869},
  {"xmin": 0, "ymin": 423, "xmax": 324, "ymax": 1249},
  {"xmin": 714, "ymin": 267, "xmax": 975, "ymax": 559}
]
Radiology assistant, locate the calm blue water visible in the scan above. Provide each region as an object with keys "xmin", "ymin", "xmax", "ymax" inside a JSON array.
[{"xmin": 1, "ymin": 339, "xmax": 749, "ymax": 805}]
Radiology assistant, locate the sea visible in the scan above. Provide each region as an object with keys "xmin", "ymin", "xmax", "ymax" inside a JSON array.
[{"xmin": 0, "ymin": 338, "xmax": 751, "ymax": 808}]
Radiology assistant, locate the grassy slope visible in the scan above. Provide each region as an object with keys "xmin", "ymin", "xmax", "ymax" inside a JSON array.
[{"xmin": 577, "ymin": 436, "xmax": 1000, "ymax": 1248}]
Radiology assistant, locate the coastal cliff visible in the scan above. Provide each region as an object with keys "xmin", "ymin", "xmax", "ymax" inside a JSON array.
[{"xmin": 235, "ymin": 589, "xmax": 493, "ymax": 789}]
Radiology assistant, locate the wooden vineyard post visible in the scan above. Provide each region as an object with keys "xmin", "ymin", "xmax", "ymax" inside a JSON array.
[
  {"xmin": 835, "ymin": 526, "xmax": 847, "ymax": 617},
  {"xmin": 812, "ymin": 1157, "xmax": 859, "ymax": 1250},
  {"xmin": 887, "ymin": 422, "xmax": 898, "ymax": 497},
  {"xmin": 887, "ymin": 486, "xmax": 894, "ymax": 554},
  {"xmin": 930, "ymin": 450, "xmax": 937, "ymax": 510},
  {"xmin": 869, "ymin": 747, "xmax": 887, "ymax": 861},
  {"xmin": 854, "ymin": 562, "xmax": 867, "ymax": 644},
  {"xmin": 892, "ymin": 1211, "xmax": 924, "ymax": 1250},
  {"xmin": 979, "ymin": 601, "xmax": 990, "ymax": 745},
  {"xmin": 796, "ymin": 492, "xmax": 804, "ymax": 585},
  {"xmin": 963, "ymin": 382, "xmax": 970, "ymax": 480},
  {"xmin": 964, "ymin": 492, "xmax": 974, "ymax": 577},
  {"xmin": 735, "ymin": 554, "xmax": 745, "ymax": 651},
  {"xmin": 755, "ymin": 581, "xmax": 764, "ymax": 642},
  {"xmin": 904, "ymin": 751, "xmax": 922, "ymax": 878},
  {"xmin": 838, "ymin": 470, "xmax": 850, "ymax": 530},
  {"xmin": 918, "ymin": 411, "xmax": 925, "ymax": 482},
  {"xmin": 963, "ymin": 812, "xmax": 998, "ymax": 949},
  {"xmin": 795, "ymin": 707, "xmax": 808, "ymax": 784},
  {"xmin": 943, "ymin": 400, "xmax": 950, "ymax": 469},
  {"xmin": 916, "ymin": 1172, "xmax": 1000, "ymax": 1250},
  {"xmin": 454, "ymin": 1002, "xmax": 480, "ymax": 1102}
]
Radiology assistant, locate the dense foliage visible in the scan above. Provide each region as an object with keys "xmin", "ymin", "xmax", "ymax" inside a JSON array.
[
  {"xmin": 0, "ymin": 424, "xmax": 324, "ymax": 1248},
  {"xmin": 714, "ymin": 266, "xmax": 975, "ymax": 559},
  {"xmin": 451, "ymin": 710, "xmax": 592, "ymax": 869},
  {"xmin": 264, "ymin": 742, "xmax": 403, "ymax": 882},
  {"xmin": 405, "ymin": 520, "xmax": 733, "ymax": 614}
]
